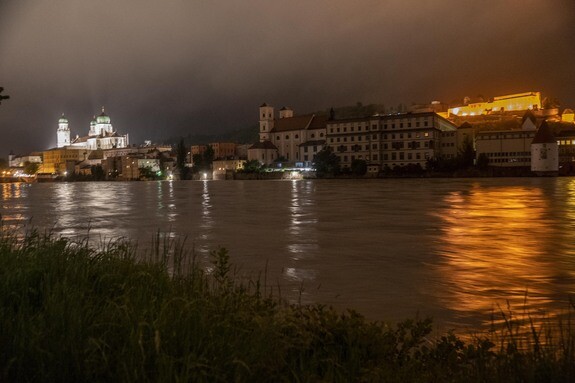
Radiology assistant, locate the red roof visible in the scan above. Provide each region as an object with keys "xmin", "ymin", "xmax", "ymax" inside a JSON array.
[
  {"xmin": 532, "ymin": 121, "xmax": 556, "ymax": 144},
  {"xmin": 249, "ymin": 141, "xmax": 278, "ymax": 150},
  {"xmin": 522, "ymin": 109, "xmax": 537, "ymax": 125},
  {"xmin": 271, "ymin": 114, "xmax": 313, "ymax": 132},
  {"xmin": 270, "ymin": 114, "xmax": 328, "ymax": 133}
]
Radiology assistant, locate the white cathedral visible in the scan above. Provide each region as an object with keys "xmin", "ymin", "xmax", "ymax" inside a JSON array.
[{"xmin": 57, "ymin": 107, "xmax": 129, "ymax": 150}]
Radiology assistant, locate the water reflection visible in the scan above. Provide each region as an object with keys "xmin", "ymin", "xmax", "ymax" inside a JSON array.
[
  {"xmin": 283, "ymin": 181, "xmax": 319, "ymax": 298},
  {"xmin": 52, "ymin": 183, "xmax": 77, "ymax": 236},
  {"xmin": 159, "ymin": 181, "xmax": 177, "ymax": 223},
  {"xmin": 1, "ymin": 183, "xmax": 28, "ymax": 229},
  {"xmin": 2, "ymin": 179, "xmax": 573, "ymax": 331},
  {"xmin": 565, "ymin": 180, "xmax": 575, "ymax": 229},
  {"xmin": 200, "ymin": 180, "xmax": 213, "ymax": 232},
  {"xmin": 2, "ymin": 182, "xmax": 23, "ymax": 200},
  {"xmin": 434, "ymin": 185, "xmax": 560, "ymax": 327}
]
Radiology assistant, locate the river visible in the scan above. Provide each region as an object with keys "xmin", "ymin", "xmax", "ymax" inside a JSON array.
[{"xmin": 2, "ymin": 178, "xmax": 575, "ymax": 332}]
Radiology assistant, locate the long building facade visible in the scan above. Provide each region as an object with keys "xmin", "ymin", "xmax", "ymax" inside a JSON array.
[
  {"xmin": 326, "ymin": 112, "xmax": 458, "ymax": 172},
  {"xmin": 250, "ymin": 104, "xmax": 460, "ymax": 172}
]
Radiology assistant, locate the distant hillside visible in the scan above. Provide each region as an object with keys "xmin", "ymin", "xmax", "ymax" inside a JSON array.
[
  {"xmin": 163, "ymin": 124, "xmax": 259, "ymax": 147},
  {"xmin": 163, "ymin": 102, "xmax": 414, "ymax": 147},
  {"xmin": 312, "ymin": 102, "xmax": 408, "ymax": 119}
]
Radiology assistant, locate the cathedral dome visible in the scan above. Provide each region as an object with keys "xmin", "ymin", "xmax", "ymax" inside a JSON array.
[
  {"xmin": 96, "ymin": 107, "xmax": 111, "ymax": 124},
  {"xmin": 58, "ymin": 114, "xmax": 68, "ymax": 124}
]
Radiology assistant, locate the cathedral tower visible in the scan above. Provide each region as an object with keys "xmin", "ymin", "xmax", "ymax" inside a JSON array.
[
  {"xmin": 57, "ymin": 114, "xmax": 70, "ymax": 148},
  {"xmin": 259, "ymin": 103, "xmax": 274, "ymax": 142}
]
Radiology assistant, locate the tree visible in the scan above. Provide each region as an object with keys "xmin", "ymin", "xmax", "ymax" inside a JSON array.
[
  {"xmin": 242, "ymin": 159, "xmax": 262, "ymax": 173},
  {"xmin": 274, "ymin": 156, "xmax": 288, "ymax": 164},
  {"xmin": 457, "ymin": 137, "xmax": 475, "ymax": 169},
  {"xmin": 176, "ymin": 138, "xmax": 189, "ymax": 179},
  {"xmin": 191, "ymin": 145, "xmax": 215, "ymax": 173},
  {"xmin": 138, "ymin": 166, "xmax": 159, "ymax": 180},
  {"xmin": 542, "ymin": 97, "xmax": 561, "ymax": 110},
  {"xmin": 313, "ymin": 147, "xmax": 340, "ymax": 177},
  {"xmin": 476, "ymin": 153, "xmax": 489, "ymax": 171},
  {"xmin": 91, "ymin": 165, "xmax": 105, "ymax": 181},
  {"xmin": 23, "ymin": 161, "xmax": 39, "ymax": 175},
  {"xmin": 351, "ymin": 159, "xmax": 367, "ymax": 176},
  {"xmin": 203, "ymin": 145, "xmax": 214, "ymax": 166},
  {"xmin": 192, "ymin": 154, "xmax": 203, "ymax": 171},
  {"xmin": 0, "ymin": 87, "xmax": 9, "ymax": 105}
]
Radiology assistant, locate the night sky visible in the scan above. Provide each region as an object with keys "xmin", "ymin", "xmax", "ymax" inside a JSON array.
[{"xmin": 1, "ymin": 0, "xmax": 574, "ymax": 156}]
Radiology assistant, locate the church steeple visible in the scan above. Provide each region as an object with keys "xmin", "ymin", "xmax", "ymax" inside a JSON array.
[{"xmin": 57, "ymin": 113, "xmax": 70, "ymax": 148}]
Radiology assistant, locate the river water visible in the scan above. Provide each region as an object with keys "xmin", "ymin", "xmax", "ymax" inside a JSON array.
[{"xmin": 2, "ymin": 178, "xmax": 575, "ymax": 332}]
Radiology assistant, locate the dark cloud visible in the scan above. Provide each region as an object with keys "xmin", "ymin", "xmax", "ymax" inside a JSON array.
[{"xmin": 1, "ymin": 0, "xmax": 574, "ymax": 155}]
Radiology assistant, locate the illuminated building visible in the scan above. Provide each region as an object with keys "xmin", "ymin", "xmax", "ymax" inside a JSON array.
[
  {"xmin": 250, "ymin": 104, "xmax": 328, "ymax": 166},
  {"xmin": 473, "ymin": 111, "xmax": 560, "ymax": 174},
  {"xmin": 556, "ymin": 129, "xmax": 575, "ymax": 174},
  {"xmin": 447, "ymin": 92, "xmax": 541, "ymax": 117},
  {"xmin": 562, "ymin": 109, "xmax": 575, "ymax": 123},
  {"xmin": 57, "ymin": 114, "xmax": 71, "ymax": 147},
  {"xmin": 438, "ymin": 122, "xmax": 475, "ymax": 160},
  {"xmin": 191, "ymin": 143, "xmax": 240, "ymax": 167},
  {"xmin": 326, "ymin": 111, "xmax": 457, "ymax": 172},
  {"xmin": 209, "ymin": 143, "xmax": 237, "ymax": 159},
  {"xmin": 40, "ymin": 147, "xmax": 85, "ymax": 174},
  {"xmin": 247, "ymin": 140, "xmax": 279, "ymax": 165},
  {"xmin": 101, "ymin": 145, "xmax": 173, "ymax": 179},
  {"xmin": 8, "ymin": 152, "xmax": 42, "ymax": 168},
  {"xmin": 531, "ymin": 121, "xmax": 558, "ymax": 175},
  {"xmin": 212, "ymin": 159, "xmax": 246, "ymax": 180},
  {"xmin": 191, "ymin": 145, "xmax": 207, "ymax": 158},
  {"xmin": 58, "ymin": 107, "xmax": 129, "ymax": 151},
  {"xmin": 474, "ymin": 112, "xmax": 537, "ymax": 168}
]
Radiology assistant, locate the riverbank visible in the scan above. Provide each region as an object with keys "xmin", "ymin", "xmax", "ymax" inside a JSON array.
[{"xmin": 1, "ymin": 229, "xmax": 573, "ymax": 382}]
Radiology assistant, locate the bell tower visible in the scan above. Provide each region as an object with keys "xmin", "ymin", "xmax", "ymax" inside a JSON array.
[
  {"xmin": 259, "ymin": 103, "xmax": 274, "ymax": 142},
  {"xmin": 57, "ymin": 114, "xmax": 70, "ymax": 148}
]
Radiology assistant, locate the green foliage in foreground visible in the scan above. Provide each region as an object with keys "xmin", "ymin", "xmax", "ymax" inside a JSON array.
[{"xmin": 0, "ymin": 230, "xmax": 574, "ymax": 382}]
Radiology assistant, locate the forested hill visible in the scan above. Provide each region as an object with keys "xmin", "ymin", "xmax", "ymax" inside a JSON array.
[
  {"xmin": 164, "ymin": 124, "xmax": 259, "ymax": 146},
  {"xmin": 164, "ymin": 102, "xmax": 411, "ymax": 146}
]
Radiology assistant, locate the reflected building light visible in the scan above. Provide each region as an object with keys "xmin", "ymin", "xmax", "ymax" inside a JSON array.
[
  {"xmin": 432, "ymin": 185, "xmax": 557, "ymax": 327},
  {"xmin": 201, "ymin": 179, "xmax": 213, "ymax": 232},
  {"xmin": 284, "ymin": 267, "xmax": 317, "ymax": 282},
  {"xmin": 283, "ymin": 181, "xmax": 319, "ymax": 288}
]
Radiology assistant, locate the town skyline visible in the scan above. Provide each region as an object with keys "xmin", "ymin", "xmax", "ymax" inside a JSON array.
[{"xmin": 1, "ymin": 0, "xmax": 574, "ymax": 156}]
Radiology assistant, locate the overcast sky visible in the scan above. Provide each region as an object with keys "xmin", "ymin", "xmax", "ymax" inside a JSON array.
[{"xmin": 1, "ymin": 0, "xmax": 574, "ymax": 155}]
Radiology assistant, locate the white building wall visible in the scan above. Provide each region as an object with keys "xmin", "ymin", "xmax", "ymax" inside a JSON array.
[{"xmin": 531, "ymin": 143, "xmax": 558, "ymax": 172}]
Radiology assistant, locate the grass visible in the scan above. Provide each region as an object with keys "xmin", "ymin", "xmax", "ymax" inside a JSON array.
[{"xmin": 0, "ymin": 227, "xmax": 574, "ymax": 382}]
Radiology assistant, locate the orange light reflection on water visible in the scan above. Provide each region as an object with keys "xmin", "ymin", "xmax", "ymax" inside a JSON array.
[
  {"xmin": 433, "ymin": 185, "xmax": 559, "ymax": 327},
  {"xmin": 2, "ymin": 182, "xmax": 22, "ymax": 200},
  {"xmin": 1, "ymin": 183, "xmax": 27, "ymax": 229}
]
